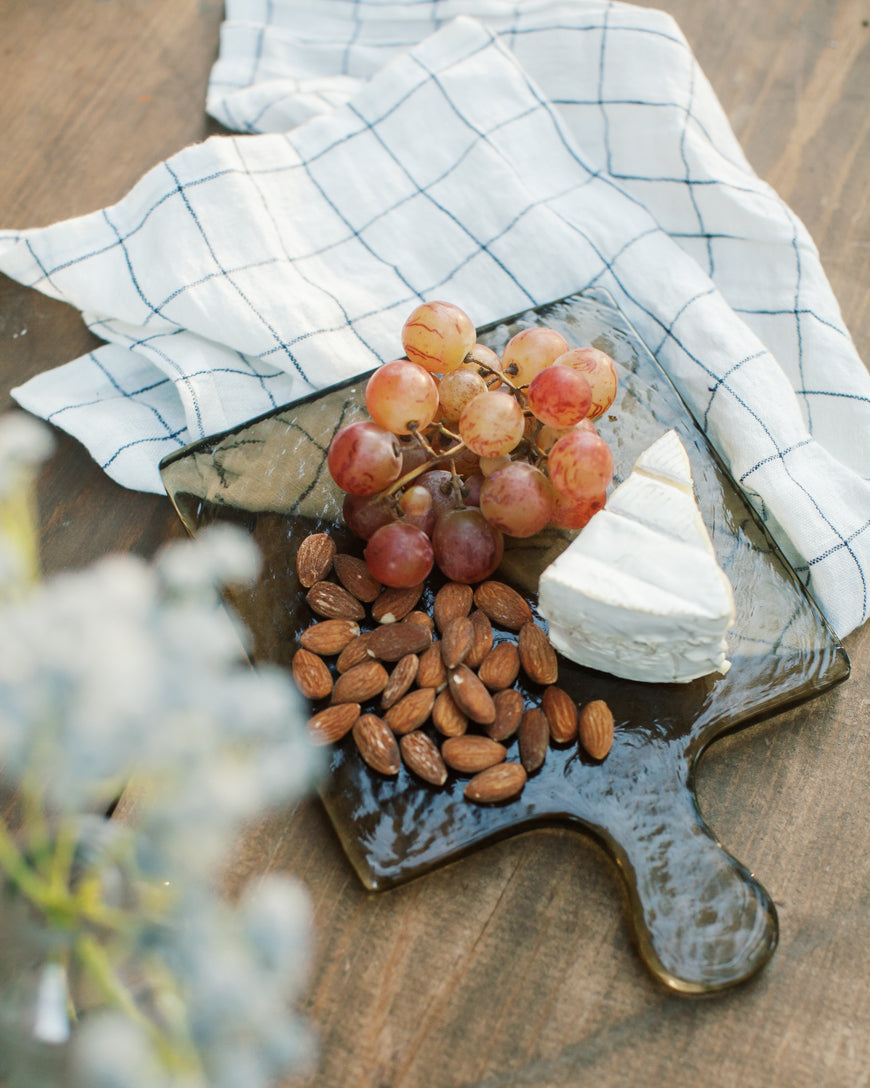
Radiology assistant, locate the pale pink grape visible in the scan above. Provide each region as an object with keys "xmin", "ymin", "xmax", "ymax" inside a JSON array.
[
  {"xmin": 479, "ymin": 454, "xmax": 512, "ymax": 476},
  {"xmin": 365, "ymin": 359, "xmax": 439, "ymax": 435},
  {"xmin": 399, "ymin": 484, "xmax": 433, "ymax": 518},
  {"xmin": 459, "ymin": 391, "xmax": 525, "ymax": 458},
  {"xmin": 501, "ymin": 326, "xmax": 569, "ymax": 386},
  {"xmin": 438, "ymin": 369, "xmax": 488, "ymax": 421},
  {"xmin": 402, "ymin": 301, "xmax": 476, "ymax": 374},
  {"xmin": 536, "ymin": 417, "xmax": 598, "ymax": 455},
  {"xmin": 547, "ymin": 429, "xmax": 614, "ymax": 499},
  {"xmin": 399, "ymin": 485, "xmax": 436, "ymax": 536},
  {"xmin": 458, "ymin": 343, "xmax": 503, "ymax": 387}
]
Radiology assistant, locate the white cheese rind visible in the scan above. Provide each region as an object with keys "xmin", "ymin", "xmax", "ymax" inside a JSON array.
[{"xmin": 538, "ymin": 430, "xmax": 735, "ymax": 684}]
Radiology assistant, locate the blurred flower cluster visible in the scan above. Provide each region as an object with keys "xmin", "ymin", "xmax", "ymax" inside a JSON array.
[{"xmin": 0, "ymin": 413, "xmax": 322, "ymax": 1087}]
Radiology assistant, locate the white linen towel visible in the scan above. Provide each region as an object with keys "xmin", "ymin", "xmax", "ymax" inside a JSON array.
[{"xmin": 1, "ymin": 3, "xmax": 869, "ymax": 639}]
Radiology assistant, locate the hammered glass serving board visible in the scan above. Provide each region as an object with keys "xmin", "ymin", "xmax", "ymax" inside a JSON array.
[{"xmin": 159, "ymin": 291, "xmax": 849, "ymax": 994}]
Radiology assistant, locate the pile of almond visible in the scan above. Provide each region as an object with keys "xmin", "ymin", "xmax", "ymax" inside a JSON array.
[{"xmin": 294, "ymin": 531, "xmax": 614, "ymax": 804}]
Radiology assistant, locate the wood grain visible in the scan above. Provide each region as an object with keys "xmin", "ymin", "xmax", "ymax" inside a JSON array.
[{"xmin": 1, "ymin": 2, "xmax": 869, "ymax": 1087}]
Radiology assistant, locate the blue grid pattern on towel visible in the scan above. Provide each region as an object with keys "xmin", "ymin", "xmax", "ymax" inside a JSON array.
[{"xmin": 1, "ymin": 7, "xmax": 868, "ymax": 640}]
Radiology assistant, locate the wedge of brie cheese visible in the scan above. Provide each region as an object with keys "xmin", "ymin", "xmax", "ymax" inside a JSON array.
[{"xmin": 538, "ymin": 430, "xmax": 736, "ymax": 684}]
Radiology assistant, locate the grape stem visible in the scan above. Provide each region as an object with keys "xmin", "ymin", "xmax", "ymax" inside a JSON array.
[
  {"xmin": 471, "ymin": 356, "xmax": 522, "ymax": 394},
  {"xmin": 529, "ymin": 419, "xmax": 551, "ymax": 464},
  {"xmin": 448, "ymin": 461, "xmax": 465, "ymax": 505},
  {"xmin": 381, "ymin": 437, "xmax": 468, "ymax": 498},
  {"xmin": 408, "ymin": 423, "xmax": 438, "ymax": 459}
]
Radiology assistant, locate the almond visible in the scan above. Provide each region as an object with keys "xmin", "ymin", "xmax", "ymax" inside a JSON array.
[
  {"xmin": 518, "ymin": 622, "xmax": 558, "ymax": 685},
  {"xmin": 307, "ymin": 702, "xmax": 360, "ymax": 745},
  {"xmin": 400, "ymin": 731, "xmax": 448, "ymax": 786},
  {"xmin": 306, "ymin": 580, "xmax": 366, "ymax": 621},
  {"xmin": 464, "ymin": 762, "xmax": 527, "ymax": 804},
  {"xmin": 333, "ymin": 553, "xmax": 382, "ymax": 603},
  {"xmin": 465, "ymin": 609, "xmax": 493, "ymax": 668},
  {"xmin": 291, "ymin": 648, "xmax": 334, "ymax": 701},
  {"xmin": 473, "ymin": 580, "xmax": 533, "ymax": 631},
  {"xmin": 365, "ymin": 620, "xmax": 432, "ymax": 662},
  {"xmin": 405, "ymin": 609, "xmax": 434, "ymax": 632},
  {"xmin": 431, "ymin": 689, "xmax": 468, "ymax": 737},
  {"xmin": 299, "ymin": 618, "xmax": 360, "ymax": 656},
  {"xmin": 416, "ymin": 642, "xmax": 448, "ymax": 690},
  {"xmin": 518, "ymin": 707, "xmax": 549, "ymax": 773},
  {"xmin": 371, "ymin": 583, "xmax": 424, "ymax": 624},
  {"xmin": 542, "ymin": 685, "xmax": 578, "ymax": 744},
  {"xmin": 353, "ymin": 713, "xmax": 401, "ymax": 775},
  {"xmin": 579, "ymin": 700, "xmax": 614, "ymax": 760},
  {"xmin": 433, "ymin": 582, "xmax": 473, "ymax": 632},
  {"xmin": 336, "ymin": 630, "xmax": 377, "ymax": 673},
  {"xmin": 384, "ymin": 687, "xmax": 436, "ymax": 735},
  {"xmin": 477, "ymin": 641, "xmax": 520, "ymax": 690},
  {"xmin": 380, "ymin": 654, "xmax": 419, "ymax": 710},
  {"xmin": 331, "ymin": 659, "xmax": 388, "ymax": 704},
  {"xmin": 440, "ymin": 615, "xmax": 474, "ymax": 669},
  {"xmin": 442, "ymin": 735, "xmax": 506, "ymax": 774},
  {"xmin": 296, "ymin": 532, "xmax": 336, "ymax": 587},
  {"xmin": 486, "ymin": 688, "xmax": 525, "ymax": 742},
  {"xmin": 448, "ymin": 664, "xmax": 496, "ymax": 725}
]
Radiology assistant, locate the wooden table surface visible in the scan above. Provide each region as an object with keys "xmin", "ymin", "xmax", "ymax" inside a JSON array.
[{"xmin": 2, "ymin": 3, "xmax": 869, "ymax": 1086}]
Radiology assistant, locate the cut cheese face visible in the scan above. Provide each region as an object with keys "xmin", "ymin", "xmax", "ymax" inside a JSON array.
[{"xmin": 538, "ymin": 430, "xmax": 736, "ymax": 684}]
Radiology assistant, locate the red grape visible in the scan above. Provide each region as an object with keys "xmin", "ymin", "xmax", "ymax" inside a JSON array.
[
  {"xmin": 397, "ymin": 434, "xmax": 431, "ymax": 475},
  {"xmin": 549, "ymin": 488, "xmax": 606, "ymax": 530},
  {"xmin": 432, "ymin": 508, "xmax": 504, "ymax": 583},
  {"xmin": 462, "ymin": 473, "xmax": 484, "ymax": 507},
  {"xmin": 327, "ymin": 421, "xmax": 402, "ymax": 495},
  {"xmin": 555, "ymin": 347, "xmax": 618, "ymax": 419},
  {"xmin": 527, "ymin": 363, "xmax": 592, "ymax": 428},
  {"xmin": 416, "ymin": 469, "xmax": 462, "ymax": 520},
  {"xmin": 342, "ymin": 492, "xmax": 395, "ymax": 539},
  {"xmin": 365, "ymin": 522, "xmax": 434, "ymax": 587},
  {"xmin": 479, "ymin": 462, "xmax": 554, "ymax": 538}
]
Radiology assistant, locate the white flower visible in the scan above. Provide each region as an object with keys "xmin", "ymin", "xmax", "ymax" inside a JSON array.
[
  {"xmin": 0, "ymin": 464, "xmax": 323, "ymax": 1085},
  {"xmin": 71, "ymin": 1014, "xmax": 175, "ymax": 1088},
  {"xmin": 155, "ymin": 523, "xmax": 261, "ymax": 595},
  {"xmin": 0, "ymin": 412, "xmax": 53, "ymax": 495}
]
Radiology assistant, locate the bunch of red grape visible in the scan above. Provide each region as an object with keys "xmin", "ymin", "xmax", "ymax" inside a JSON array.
[{"xmin": 327, "ymin": 301, "xmax": 618, "ymax": 588}]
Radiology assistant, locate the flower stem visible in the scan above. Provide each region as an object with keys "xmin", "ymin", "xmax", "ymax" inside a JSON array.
[
  {"xmin": 0, "ymin": 819, "xmax": 53, "ymax": 903},
  {"xmin": 75, "ymin": 935, "xmax": 205, "ymax": 1081}
]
